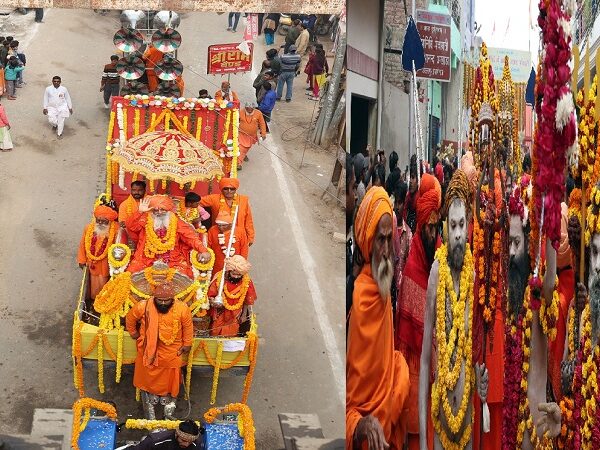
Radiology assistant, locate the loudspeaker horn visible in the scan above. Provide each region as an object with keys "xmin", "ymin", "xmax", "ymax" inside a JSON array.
[
  {"xmin": 113, "ymin": 27, "xmax": 145, "ymax": 53},
  {"xmin": 151, "ymin": 28, "xmax": 182, "ymax": 53},
  {"xmin": 153, "ymin": 80, "xmax": 181, "ymax": 97},
  {"xmin": 155, "ymin": 55, "xmax": 183, "ymax": 81},
  {"xmin": 120, "ymin": 80, "xmax": 149, "ymax": 95},
  {"xmin": 116, "ymin": 55, "xmax": 146, "ymax": 80}
]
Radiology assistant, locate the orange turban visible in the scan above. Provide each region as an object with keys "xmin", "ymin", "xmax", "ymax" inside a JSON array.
[
  {"xmin": 215, "ymin": 209, "xmax": 233, "ymax": 224},
  {"xmin": 225, "ymin": 255, "xmax": 252, "ymax": 275},
  {"xmin": 152, "ymin": 282, "xmax": 176, "ymax": 299},
  {"xmin": 461, "ymin": 151, "xmax": 479, "ymax": 192},
  {"xmin": 94, "ymin": 205, "xmax": 118, "ymax": 221},
  {"xmin": 354, "ymin": 186, "xmax": 392, "ymax": 263},
  {"xmin": 149, "ymin": 195, "xmax": 175, "ymax": 211},
  {"xmin": 416, "ymin": 173, "xmax": 442, "ymax": 229},
  {"xmin": 219, "ymin": 177, "xmax": 240, "ymax": 191}
]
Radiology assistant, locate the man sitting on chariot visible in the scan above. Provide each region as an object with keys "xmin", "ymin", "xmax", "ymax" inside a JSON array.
[
  {"xmin": 125, "ymin": 194, "xmax": 211, "ymax": 278},
  {"xmin": 208, "ymin": 255, "xmax": 257, "ymax": 337}
]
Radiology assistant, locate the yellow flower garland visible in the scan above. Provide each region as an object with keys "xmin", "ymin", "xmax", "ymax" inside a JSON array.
[
  {"xmin": 116, "ymin": 327, "xmax": 124, "ymax": 383},
  {"xmin": 191, "ymin": 248, "xmax": 215, "ymax": 272},
  {"xmin": 134, "ymin": 108, "xmax": 140, "ymax": 136},
  {"xmin": 223, "ymin": 110, "xmax": 231, "ymax": 144},
  {"xmin": 210, "ymin": 341, "xmax": 224, "ymax": 405},
  {"xmin": 108, "ymin": 243, "xmax": 132, "ymax": 270},
  {"xmin": 177, "ymin": 201, "xmax": 200, "ymax": 224},
  {"xmin": 84, "ymin": 221, "xmax": 118, "ymax": 262},
  {"xmin": 430, "ymin": 244, "xmax": 474, "ymax": 448},
  {"xmin": 579, "ymin": 304, "xmax": 598, "ymax": 447},
  {"xmin": 585, "ymin": 184, "xmax": 600, "ymax": 245},
  {"xmin": 125, "ymin": 419, "xmax": 200, "ymax": 431},
  {"xmin": 196, "ymin": 116, "xmax": 202, "ymax": 141},
  {"xmin": 71, "ymin": 398, "xmax": 117, "ymax": 450},
  {"xmin": 144, "ymin": 214, "xmax": 178, "ymax": 258},
  {"xmin": 212, "ymin": 271, "xmax": 251, "ymax": 310},
  {"xmin": 97, "ymin": 329, "xmax": 105, "ymax": 393},
  {"xmin": 204, "ymin": 403, "xmax": 256, "ymax": 450},
  {"xmin": 106, "ymin": 111, "xmax": 116, "ymax": 144},
  {"xmin": 144, "ymin": 266, "xmax": 176, "ymax": 288}
]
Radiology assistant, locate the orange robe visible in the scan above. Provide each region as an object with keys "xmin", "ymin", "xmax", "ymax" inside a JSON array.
[
  {"xmin": 214, "ymin": 90, "xmax": 239, "ymax": 103},
  {"xmin": 208, "ymin": 275, "xmax": 257, "ymax": 336},
  {"xmin": 126, "ymin": 299, "xmax": 193, "ymax": 397},
  {"xmin": 200, "ymin": 194, "xmax": 255, "ymax": 244},
  {"xmin": 77, "ymin": 224, "xmax": 119, "ymax": 299},
  {"xmin": 144, "ymin": 47, "xmax": 164, "ymax": 92},
  {"xmin": 347, "ymin": 265, "xmax": 410, "ymax": 450},
  {"xmin": 125, "ymin": 211, "xmax": 208, "ymax": 278},
  {"xmin": 118, "ymin": 195, "xmax": 141, "ymax": 243},
  {"xmin": 207, "ymin": 225, "xmax": 249, "ymax": 275},
  {"xmin": 237, "ymin": 109, "xmax": 267, "ymax": 166}
]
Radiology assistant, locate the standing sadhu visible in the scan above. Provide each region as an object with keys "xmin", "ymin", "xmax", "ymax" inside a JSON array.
[
  {"xmin": 237, "ymin": 102, "xmax": 267, "ymax": 170},
  {"xmin": 347, "ymin": 186, "xmax": 410, "ymax": 450},
  {"xmin": 77, "ymin": 205, "xmax": 121, "ymax": 299},
  {"xmin": 395, "ymin": 173, "xmax": 442, "ymax": 450},
  {"xmin": 200, "ymin": 177, "xmax": 255, "ymax": 246},
  {"xmin": 118, "ymin": 180, "xmax": 147, "ymax": 248},
  {"xmin": 208, "ymin": 255, "xmax": 257, "ymax": 337},
  {"xmin": 125, "ymin": 195, "xmax": 211, "ymax": 278},
  {"xmin": 126, "ymin": 282, "xmax": 193, "ymax": 420},
  {"xmin": 207, "ymin": 209, "xmax": 249, "ymax": 275}
]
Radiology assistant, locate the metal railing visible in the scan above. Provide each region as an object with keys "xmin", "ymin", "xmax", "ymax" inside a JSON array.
[{"xmin": 575, "ymin": 0, "xmax": 600, "ymax": 45}]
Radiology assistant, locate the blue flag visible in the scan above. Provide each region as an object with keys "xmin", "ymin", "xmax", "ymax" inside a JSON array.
[
  {"xmin": 525, "ymin": 67, "xmax": 536, "ymax": 105},
  {"xmin": 402, "ymin": 16, "xmax": 425, "ymax": 72}
]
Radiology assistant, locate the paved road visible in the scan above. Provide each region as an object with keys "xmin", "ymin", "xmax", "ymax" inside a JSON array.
[{"xmin": 0, "ymin": 9, "xmax": 345, "ymax": 447}]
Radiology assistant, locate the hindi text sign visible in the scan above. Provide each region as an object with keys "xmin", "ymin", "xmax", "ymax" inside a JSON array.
[
  {"xmin": 207, "ymin": 43, "xmax": 254, "ymax": 75},
  {"xmin": 416, "ymin": 10, "xmax": 451, "ymax": 82}
]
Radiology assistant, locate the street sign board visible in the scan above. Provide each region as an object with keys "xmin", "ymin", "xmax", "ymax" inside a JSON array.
[
  {"xmin": 416, "ymin": 10, "xmax": 452, "ymax": 82},
  {"xmin": 207, "ymin": 43, "xmax": 254, "ymax": 75}
]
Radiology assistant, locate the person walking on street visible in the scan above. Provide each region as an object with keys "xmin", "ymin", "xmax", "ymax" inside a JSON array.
[
  {"xmin": 43, "ymin": 75, "xmax": 72, "ymax": 139},
  {"xmin": 0, "ymin": 101, "xmax": 13, "ymax": 151},
  {"xmin": 263, "ymin": 13, "xmax": 280, "ymax": 45},
  {"xmin": 266, "ymin": 48, "xmax": 281, "ymax": 76},
  {"xmin": 4, "ymin": 57, "xmax": 24, "ymax": 100},
  {"xmin": 34, "ymin": 8, "xmax": 44, "ymax": 23},
  {"xmin": 100, "ymin": 55, "xmax": 120, "ymax": 109},
  {"xmin": 276, "ymin": 45, "xmax": 301, "ymax": 102},
  {"xmin": 258, "ymin": 81, "xmax": 276, "ymax": 132},
  {"xmin": 284, "ymin": 20, "xmax": 301, "ymax": 53},
  {"xmin": 227, "ymin": 12, "xmax": 241, "ymax": 32},
  {"xmin": 308, "ymin": 46, "xmax": 329, "ymax": 100},
  {"xmin": 238, "ymin": 102, "xmax": 267, "ymax": 169},
  {"xmin": 295, "ymin": 23, "xmax": 310, "ymax": 57}
]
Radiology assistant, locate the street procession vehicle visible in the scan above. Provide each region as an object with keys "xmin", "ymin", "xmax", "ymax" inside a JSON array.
[{"xmin": 71, "ymin": 93, "xmax": 259, "ymax": 415}]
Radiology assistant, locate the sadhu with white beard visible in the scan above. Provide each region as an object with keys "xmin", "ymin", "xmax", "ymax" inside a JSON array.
[
  {"xmin": 346, "ymin": 186, "xmax": 410, "ymax": 450},
  {"xmin": 418, "ymin": 169, "xmax": 489, "ymax": 449},
  {"xmin": 125, "ymin": 195, "xmax": 212, "ymax": 278},
  {"xmin": 77, "ymin": 204, "xmax": 122, "ymax": 299}
]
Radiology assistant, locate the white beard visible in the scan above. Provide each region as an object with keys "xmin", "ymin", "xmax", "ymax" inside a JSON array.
[
  {"xmin": 94, "ymin": 223, "xmax": 109, "ymax": 237},
  {"xmin": 372, "ymin": 255, "xmax": 393, "ymax": 301},
  {"xmin": 153, "ymin": 212, "xmax": 171, "ymax": 230}
]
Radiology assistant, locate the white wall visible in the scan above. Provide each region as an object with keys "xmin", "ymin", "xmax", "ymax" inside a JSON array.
[{"xmin": 347, "ymin": 0, "xmax": 381, "ymax": 61}]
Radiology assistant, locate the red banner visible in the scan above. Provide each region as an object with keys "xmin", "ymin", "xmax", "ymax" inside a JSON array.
[
  {"xmin": 207, "ymin": 43, "xmax": 254, "ymax": 75},
  {"xmin": 416, "ymin": 10, "xmax": 451, "ymax": 82}
]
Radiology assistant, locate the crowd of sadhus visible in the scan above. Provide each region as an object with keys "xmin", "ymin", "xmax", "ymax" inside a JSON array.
[
  {"xmin": 345, "ymin": 148, "xmax": 585, "ymax": 449},
  {"xmin": 77, "ymin": 177, "xmax": 257, "ymax": 408}
]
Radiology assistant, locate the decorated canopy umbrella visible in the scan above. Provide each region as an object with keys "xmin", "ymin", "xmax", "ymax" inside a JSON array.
[{"xmin": 111, "ymin": 129, "xmax": 224, "ymax": 184}]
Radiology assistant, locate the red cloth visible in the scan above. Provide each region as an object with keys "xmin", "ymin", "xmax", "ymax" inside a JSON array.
[
  {"xmin": 125, "ymin": 211, "xmax": 207, "ymax": 278},
  {"xmin": 434, "ymin": 162, "xmax": 444, "ymax": 185}
]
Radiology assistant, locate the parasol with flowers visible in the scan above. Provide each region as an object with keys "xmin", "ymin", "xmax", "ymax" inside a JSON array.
[{"xmin": 110, "ymin": 129, "xmax": 224, "ymax": 186}]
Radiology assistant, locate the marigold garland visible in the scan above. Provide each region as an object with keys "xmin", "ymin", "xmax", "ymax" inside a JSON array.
[
  {"xmin": 242, "ymin": 328, "xmax": 258, "ymax": 404},
  {"xmin": 144, "ymin": 266, "xmax": 176, "ymax": 288},
  {"xmin": 177, "ymin": 201, "xmax": 200, "ymax": 224},
  {"xmin": 106, "ymin": 111, "xmax": 115, "ymax": 143},
  {"xmin": 134, "ymin": 108, "xmax": 140, "ymax": 136},
  {"xmin": 577, "ymin": 78, "xmax": 598, "ymax": 186},
  {"xmin": 71, "ymin": 398, "xmax": 117, "ymax": 450},
  {"xmin": 210, "ymin": 341, "xmax": 224, "ymax": 405},
  {"xmin": 144, "ymin": 214, "xmax": 178, "ymax": 259},
  {"xmin": 125, "ymin": 419, "xmax": 200, "ymax": 431},
  {"xmin": 213, "ymin": 271, "xmax": 251, "ymax": 311},
  {"xmin": 585, "ymin": 184, "xmax": 600, "ymax": 245},
  {"xmin": 97, "ymin": 329, "xmax": 105, "ymax": 393},
  {"xmin": 573, "ymin": 303, "xmax": 600, "ymax": 449},
  {"xmin": 84, "ymin": 221, "xmax": 117, "ymax": 262},
  {"xmin": 204, "ymin": 403, "xmax": 256, "ymax": 450},
  {"xmin": 430, "ymin": 244, "xmax": 474, "ymax": 448},
  {"xmin": 191, "ymin": 248, "xmax": 215, "ymax": 272},
  {"xmin": 223, "ymin": 110, "xmax": 231, "ymax": 144},
  {"xmin": 569, "ymin": 188, "xmax": 583, "ymax": 226}
]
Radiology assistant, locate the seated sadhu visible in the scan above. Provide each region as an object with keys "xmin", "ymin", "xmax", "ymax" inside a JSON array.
[
  {"xmin": 77, "ymin": 205, "xmax": 123, "ymax": 299},
  {"xmin": 208, "ymin": 255, "xmax": 257, "ymax": 337},
  {"xmin": 207, "ymin": 209, "xmax": 249, "ymax": 275},
  {"xmin": 125, "ymin": 282, "xmax": 193, "ymax": 420},
  {"xmin": 125, "ymin": 194, "xmax": 211, "ymax": 278}
]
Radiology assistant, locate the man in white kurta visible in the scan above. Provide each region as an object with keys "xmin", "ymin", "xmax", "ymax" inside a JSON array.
[{"xmin": 43, "ymin": 76, "xmax": 72, "ymax": 138}]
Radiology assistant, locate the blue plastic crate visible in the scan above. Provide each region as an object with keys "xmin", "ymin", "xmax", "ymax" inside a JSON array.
[
  {"xmin": 204, "ymin": 421, "xmax": 244, "ymax": 450},
  {"xmin": 78, "ymin": 417, "xmax": 117, "ymax": 449}
]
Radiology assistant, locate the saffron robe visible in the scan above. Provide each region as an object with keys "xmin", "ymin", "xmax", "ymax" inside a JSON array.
[
  {"xmin": 208, "ymin": 275, "xmax": 257, "ymax": 337},
  {"xmin": 77, "ymin": 224, "xmax": 120, "ymax": 299},
  {"xmin": 126, "ymin": 299, "xmax": 193, "ymax": 397},
  {"xmin": 200, "ymin": 194, "xmax": 255, "ymax": 244},
  {"xmin": 347, "ymin": 264, "xmax": 410, "ymax": 449},
  {"xmin": 206, "ymin": 225, "xmax": 249, "ymax": 275}
]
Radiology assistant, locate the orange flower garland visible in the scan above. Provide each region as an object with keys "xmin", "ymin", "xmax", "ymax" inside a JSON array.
[
  {"xmin": 71, "ymin": 398, "xmax": 117, "ymax": 450},
  {"xmin": 84, "ymin": 221, "xmax": 118, "ymax": 262},
  {"xmin": 144, "ymin": 214, "xmax": 178, "ymax": 259}
]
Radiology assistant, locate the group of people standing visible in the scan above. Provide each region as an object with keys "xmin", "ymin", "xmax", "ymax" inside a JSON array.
[{"xmin": 346, "ymin": 145, "xmax": 594, "ymax": 449}]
